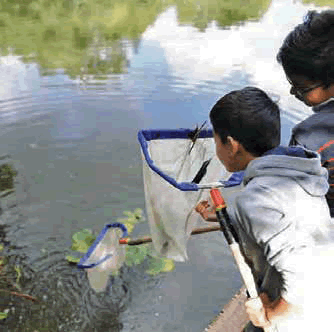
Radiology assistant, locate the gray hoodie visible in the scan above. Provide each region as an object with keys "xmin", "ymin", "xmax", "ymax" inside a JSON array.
[{"xmin": 226, "ymin": 146, "xmax": 333, "ymax": 331}]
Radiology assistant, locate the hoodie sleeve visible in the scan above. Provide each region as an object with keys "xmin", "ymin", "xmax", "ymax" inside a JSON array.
[{"xmin": 235, "ymin": 183, "xmax": 312, "ymax": 305}]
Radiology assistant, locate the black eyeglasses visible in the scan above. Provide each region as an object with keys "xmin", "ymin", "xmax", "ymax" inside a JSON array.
[{"xmin": 287, "ymin": 78, "xmax": 323, "ymax": 100}]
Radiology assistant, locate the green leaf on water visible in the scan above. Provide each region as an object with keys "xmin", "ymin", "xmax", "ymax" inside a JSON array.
[
  {"xmin": 146, "ymin": 257, "xmax": 175, "ymax": 276},
  {"xmin": 133, "ymin": 208, "xmax": 145, "ymax": 220},
  {"xmin": 122, "ymin": 210, "xmax": 134, "ymax": 218},
  {"xmin": 71, "ymin": 229, "xmax": 96, "ymax": 253},
  {"xmin": 160, "ymin": 258, "xmax": 175, "ymax": 273},
  {"xmin": 125, "ymin": 244, "xmax": 150, "ymax": 267},
  {"xmin": 66, "ymin": 255, "xmax": 81, "ymax": 264},
  {"xmin": 117, "ymin": 208, "xmax": 145, "ymax": 224},
  {"xmin": 0, "ymin": 244, "xmax": 3, "ymax": 251},
  {"xmin": 0, "ymin": 311, "xmax": 8, "ymax": 320},
  {"xmin": 123, "ymin": 221, "xmax": 135, "ymax": 234}
]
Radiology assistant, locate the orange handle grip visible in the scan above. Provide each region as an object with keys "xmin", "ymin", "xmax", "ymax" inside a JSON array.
[{"xmin": 210, "ymin": 188, "xmax": 226, "ymax": 209}]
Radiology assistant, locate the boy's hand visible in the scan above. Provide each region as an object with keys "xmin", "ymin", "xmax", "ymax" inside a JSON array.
[
  {"xmin": 195, "ymin": 200, "xmax": 217, "ymax": 222},
  {"xmin": 245, "ymin": 294, "xmax": 272, "ymax": 328}
]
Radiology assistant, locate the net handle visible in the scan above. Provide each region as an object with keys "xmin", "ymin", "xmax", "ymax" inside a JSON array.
[{"xmin": 119, "ymin": 224, "xmax": 221, "ymax": 245}]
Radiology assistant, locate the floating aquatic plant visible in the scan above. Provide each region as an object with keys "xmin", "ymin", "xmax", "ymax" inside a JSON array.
[
  {"xmin": 0, "ymin": 311, "xmax": 8, "ymax": 320},
  {"xmin": 66, "ymin": 208, "xmax": 175, "ymax": 274},
  {"xmin": 117, "ymin": 207, "xmax": 145, "ymax": 234},
  {"xmin": 124, "ymin": 243, "xmax": 150, "ymax": 267},
  {"xmin": 71, "ymin": 228, "xmax": 96, "ymax": 253},
  {"xmin": 146, "ymin": 256, "xmax": 175, "ymax": 276},
  {"xmin": 66, "ymin": 228, "xmax": 96, "ymax": 263}
]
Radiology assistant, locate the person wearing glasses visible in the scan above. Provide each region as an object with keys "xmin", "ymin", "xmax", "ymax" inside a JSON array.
[{"xmin": 277, "ymin": 9, "xmax": 334, "ymax": 217}]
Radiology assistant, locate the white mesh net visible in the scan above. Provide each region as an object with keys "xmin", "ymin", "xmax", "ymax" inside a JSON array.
[
  {"xmin": 81, "ymin": 226, "xmax": 126, "ymax": 292},
  {"xmin": 141, "ymin": 133, "xmax": 230, "ymax": 261}
]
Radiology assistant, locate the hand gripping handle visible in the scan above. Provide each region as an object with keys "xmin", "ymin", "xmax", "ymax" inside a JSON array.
[{"xmin": 210, "ymin": 188, "xmax": 226, "ymax": 208}]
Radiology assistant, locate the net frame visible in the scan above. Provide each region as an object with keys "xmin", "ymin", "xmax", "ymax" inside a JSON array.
[{"xmin": 77, "ymin": 222, "xmax": 128, "ymax": 269}]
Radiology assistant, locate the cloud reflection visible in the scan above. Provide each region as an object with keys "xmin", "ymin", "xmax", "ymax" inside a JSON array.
[{"xmin": 142, "ymin": 0, "xmax": 328, "ymax": 121}]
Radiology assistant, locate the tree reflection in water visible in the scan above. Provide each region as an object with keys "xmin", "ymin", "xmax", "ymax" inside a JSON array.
[{"xmin": 0, "ymin": 0, "xmax": 271, "ymax": 80}]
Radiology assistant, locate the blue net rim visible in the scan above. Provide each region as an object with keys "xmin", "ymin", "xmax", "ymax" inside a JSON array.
[{"xmin": 77, "ymin": 222, "xmax": 128, "ymax": 269}]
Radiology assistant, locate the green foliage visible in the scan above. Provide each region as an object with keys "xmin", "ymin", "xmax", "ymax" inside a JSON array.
[
  {"xmin": 118, "ymin": 208, "xmax": 145, "ymax": 223},
  {"xmin": 67, "ymin": 208, "xmax": 175, "ymax": 276},
  {"xmin": 117, "ymin": 208, "xmax": 145, "ymax": 234},
  {"xmin": 0, "ymin": 163, "xmax": 17, "ymax": 192},
  {"xmin": 0, "ymin": 311, "xmax": 8, "ymax": 320},
  {"xmin": 65, "ymin": 255, "xmax": 81, "ymax": 263},
  {"xmin": 66, "ymin": 228, "xmax": 96, "ymax": 263},
  {"xmin": 125, "ymin": 244, "xmax": 150, "ymax": 266},
  {"xmin": 14, "ymin": 265, "xmax": 21, "ymax": 285},
  {"xmin": 146, "ymin": 256, "xmax": 175, "ymax": 275},
  {"xmin": 71, "ymin": 228, "xmax": 96, "ymax": 253},
  {"xmin": 124, "ymin": 243, "xmax": 175, "ymax": 275}
]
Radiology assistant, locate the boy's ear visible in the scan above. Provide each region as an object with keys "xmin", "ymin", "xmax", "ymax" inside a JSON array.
[{"xmin": 226, "ymin": 136, "xmax": 241, "ymax": 156}]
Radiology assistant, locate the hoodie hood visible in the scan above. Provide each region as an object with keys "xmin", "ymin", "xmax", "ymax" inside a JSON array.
[{"xmin": 243, "ymin": 146, "xmax": 329, "ymax": 197}]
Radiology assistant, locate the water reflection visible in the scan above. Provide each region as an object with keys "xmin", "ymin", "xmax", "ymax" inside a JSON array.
[
  {"xmin": 0, "ymin": 0, "xmax": 333, "ymax": 331},
  {"xmin": 0, "ymin": 0, "xmax": 271, "ymax": 79}
]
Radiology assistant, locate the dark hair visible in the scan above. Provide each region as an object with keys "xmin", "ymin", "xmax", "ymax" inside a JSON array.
[
  {"xmin": 277, "ymin": 10, "xmax": 334, "ymax": 87},
  {"xmin": 210, "ymin": 87, "xmax": 280, "ymax": 156}
]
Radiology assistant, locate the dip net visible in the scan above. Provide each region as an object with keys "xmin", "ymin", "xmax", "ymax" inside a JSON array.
[
  {"xmin": 138, "ymin": 126, "xmax": 234, "ymax": 262},
  {"xmin": 77, "ymin": 223, "xmax": 128, "ymax": 292}
]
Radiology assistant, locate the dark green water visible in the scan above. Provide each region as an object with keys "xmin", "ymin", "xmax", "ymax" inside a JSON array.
[{"xmin": 0, "ymin": 0, "xmax": 332, "ymax": 331}]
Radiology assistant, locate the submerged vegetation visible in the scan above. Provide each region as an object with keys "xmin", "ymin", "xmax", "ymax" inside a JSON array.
[
  {"xmin": 0, "ymin": 0, "xmax": 271, "ymax": 78},
  {"xmin": 0, "ymin": 241, "xmax": 37, "ymax": 321},
  {"xmin": 0, "ymin": 163, "xmax": 17, "ymax": 193}
]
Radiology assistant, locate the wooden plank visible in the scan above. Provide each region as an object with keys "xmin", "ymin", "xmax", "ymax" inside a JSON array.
[{"xmin": 204, "ymin": 287, "xmax": 249, "ymax": 332}]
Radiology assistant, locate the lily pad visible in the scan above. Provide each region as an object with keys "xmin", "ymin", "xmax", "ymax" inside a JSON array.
[
  {"xmin": 71, "ymin": 229, "xmax": 96, "ymax": 253},
  {"xmin": 0, "ymin": 311, "xmax": 8, "ymax": 320},
  {"xmin": 125, "ymin": 244, "xmax": 150, "ymax": 267},
  {"xmin": 123, "ymin": 221, "xmax": 135, "ymax": 234},
  {"xmin": 117, "ymin": 208, "xmax": 145, "ymax": 224},
  {"xmin": 146, "ymin": 257, "xmax": 175, "ymax": 276},
  {"xmin": 66, "ymin": 255, "xmax": 81, "ymax": 264},
  {"xmin": 160, "ymin": 258, "xmax": 175, "ymax": 273}
]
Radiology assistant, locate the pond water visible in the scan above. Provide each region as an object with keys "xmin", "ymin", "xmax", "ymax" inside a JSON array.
[{"xmin": 0, "ymin": 0, "xmax": 332, "ymax": 331}]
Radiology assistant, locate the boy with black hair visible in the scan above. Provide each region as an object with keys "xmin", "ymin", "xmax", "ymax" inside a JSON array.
[
  {"xmin": 196, "ymin": 87, "xmax": 333, "ymax": 331},
  {"xmin": 277, "ymin": 9, "xmax": 334, "ymax": 217}
]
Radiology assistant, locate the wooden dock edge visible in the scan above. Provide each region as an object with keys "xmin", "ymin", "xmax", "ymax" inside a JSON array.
[{"xmin": 204, "ymin": 286, "xmax": 249, "ymax": 332}]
